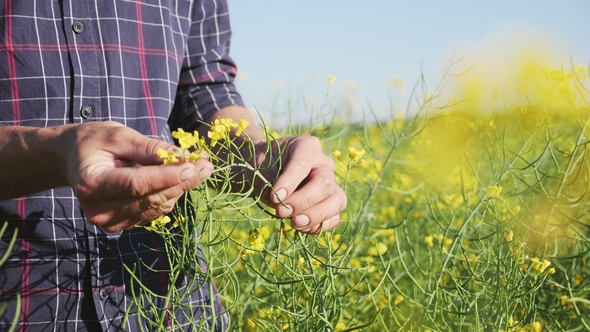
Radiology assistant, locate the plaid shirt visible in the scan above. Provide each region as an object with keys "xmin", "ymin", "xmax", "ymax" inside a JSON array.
[{"xmin": 0, "ymin": 1, "xmax": 243, "ymax": 331}]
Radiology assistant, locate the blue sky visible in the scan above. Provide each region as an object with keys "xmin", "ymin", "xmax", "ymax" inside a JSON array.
[{"xmin": 227, "ymin": 1, "xmax": 590, "ymax": 121}]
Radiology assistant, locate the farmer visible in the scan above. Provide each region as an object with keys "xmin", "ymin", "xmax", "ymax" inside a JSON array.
[{"xmin": 0, "ymin": 1, "xmax": 346, "ymax": 330}]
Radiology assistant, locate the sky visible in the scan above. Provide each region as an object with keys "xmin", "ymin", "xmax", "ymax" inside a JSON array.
[{"xmin": 227, "ymin": 1, "xmax": 590, "ymax": 123}]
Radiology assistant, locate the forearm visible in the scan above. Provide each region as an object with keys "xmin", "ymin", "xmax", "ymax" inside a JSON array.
[{"xmin": 0, "ymin": 125, "xmax": 69, "ymax": 200}]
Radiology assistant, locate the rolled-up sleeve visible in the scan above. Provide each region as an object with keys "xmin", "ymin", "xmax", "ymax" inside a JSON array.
[{"xmin": 169, "ymin": 0, "xmax": 244, "ymax": 132}]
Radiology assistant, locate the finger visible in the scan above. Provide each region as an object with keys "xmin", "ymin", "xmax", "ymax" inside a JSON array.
[
  {"xmin": 300, "ymin": 214, "xmax": 341, "ymax": 234},
  {"xmin": 101, "ymin": 124, "xmax": 178, "ymax": 166},
  {"xmin": 289, "ymin": 187, "xmax": 347, "ymax": 230},
  {"xmin": 88, "ymin": 160, "xmax": 213, "ymax": 199},
  {"xmin": 88, "ymin": 192, "xmax": 182, "ymax": 232},
  {"xmin": 274, "ymin": 167, "xmax": 336, "ymax": 219},
  {"xmin": 270, "ymin": 137, "xmax": 333, "ymax": 204}
]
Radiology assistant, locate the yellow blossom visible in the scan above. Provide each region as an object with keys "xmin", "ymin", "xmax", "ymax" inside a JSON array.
[
  {"xmin": 506, "ymin": 230, "xmax": 514, "ymax": 242},
  {"xmin": 188, "ymin": 152, "xmax": 202, "ymax": 162},
  {"xmin": 327, "ymin": 74, "xmax": 335, "ymax": 85},
  {"xmin": 424, "ymin": 235, "xmax": 434, "ymax": 248},
  {"xmin": 531, "ymin": 321, "xmax": 542, "ymax": 332},
  {"xmin": 241, "ymin": 227, "xmax": 271, "ymax": 257},
  {"xmin": 335, "ymin": 321, "xmax": 347, "ymax": 331},
  {"xmin": 157, "ymin": 148, "xmax": 179, "ymax": 164},
  {"xmin": 487, "ymin": 185, "xmax": 502, "ymax": 199},
  {"xmin": 368, "ymin": 242, "xmax": 388, "ymax": 256},
  {"xmin": 529, "ymin": 257, "xmax": 552, "ymax": 273},
  {"xmin": 149, "ymin": 215, "xmax": 171, "ymax": 230},
  {"xmin": 208, "ymin": 122, "xmax": 227, "ymax": 147},
  {"xmin": 171, "ymin": 128, "xmax": 200, "ymax": 150},
  {"xmin": 235, "ymin": 119, "xmax": 250, "ymax": 137},
  {"xmin": 332, "ymin": 150, "xmax": 343, "ymax": 162},
  {"xmin": 348, "ymin": 146, "xmax": 365, "ymax": 161}
]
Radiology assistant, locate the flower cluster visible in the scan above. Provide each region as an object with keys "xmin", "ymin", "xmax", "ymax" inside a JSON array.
[
  {"xmin": 529, "ymin": 257, "xmax": 555, "ymax": 274},
  {"xmin": 487, "ymin": 185, "xmax": 503, "ymax": 199},
  {"xmin": 208, "ymin": 118, "xmax": 250, "ymax": 147},
  {"xmin": 156, "ymin": 118, "xmax": 250, "ymax": 165},
  {"xmin": 332, "ymin": 146, "xmax": 365, "ymax": 167}
]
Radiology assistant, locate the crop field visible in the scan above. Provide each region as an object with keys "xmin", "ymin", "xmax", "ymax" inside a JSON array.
[
  {"xmin": 124, "ymin": 57, "xmax": 590, "ymax": 331},
  {"xmin": 197, "ymin": 58, "xmax": 589, "ymax": 332}
]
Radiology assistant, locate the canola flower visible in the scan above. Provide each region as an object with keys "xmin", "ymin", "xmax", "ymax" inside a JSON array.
[
  {"xmin": 487, "ymin": 185, "xmax": 503, "ymax": 199},
  {"xmin": 156, "ymin": 118, "xmax": 250, "ymax": 165},
  {"xmin": 240, "ymin": 227, "xmax": 271, "ymax": 257},
  {"xmin": 529, "ymin": 257, "xmax": 554, "ymax": 274},
  {"xmin": 327, "ymin": 74, "xmax": 336, "ymax": 85}
]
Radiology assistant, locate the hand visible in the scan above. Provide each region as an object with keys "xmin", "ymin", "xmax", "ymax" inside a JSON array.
[
  {"xmin": 252, "ymin": 135, "xmax": 347, "ymax": 234},
  {"xmin": 60, "ymin": 121, "xmax": 213, "ymax": 232}
]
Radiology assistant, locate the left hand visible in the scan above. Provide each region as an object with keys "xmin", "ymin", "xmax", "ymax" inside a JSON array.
[{"xmin": 251, "ymin": 135, "xmax": 347, "ymax": 234}]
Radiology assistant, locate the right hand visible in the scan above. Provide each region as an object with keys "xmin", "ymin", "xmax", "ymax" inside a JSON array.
[{"xmin": 59, "ymin": 121, "xmax": 213, "ymax": 232}]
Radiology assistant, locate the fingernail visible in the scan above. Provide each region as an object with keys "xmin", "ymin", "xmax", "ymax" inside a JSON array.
[
  {"xmin": 274, "ymin": 188, "xmax": 287, "ymax": 203},
  {"xmin": 197, "ymin": 164, "xmax": 214, "ymax": 181},
  {"xmin": 179, "ymin": 167, "xmax": 196, "ymax": 181},
  {"xmin": 300, "ymin": 227, "xmax": 311, "ymax": 233},
  {"xmin": 293, "ymin": 214, "xmax": 309, "ymax": 228},
  {"xmin": 277, "ymin": 204, "xmax": 293, "ymax": 218}
]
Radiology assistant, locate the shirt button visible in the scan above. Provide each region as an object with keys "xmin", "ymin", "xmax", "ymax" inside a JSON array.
[
  {"xmin": 98, "ymin": 288, "xmax": 109, "ymax": 300},
  {"xmin": 72, "ymin": 22, "xmax": 85, "ymax": 34},
  {"xmin": 80, "ymin": 106, "xmax": 94, "ymax": 119}
]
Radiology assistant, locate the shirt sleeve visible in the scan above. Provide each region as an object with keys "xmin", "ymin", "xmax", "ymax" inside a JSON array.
[{"xmin": 168, "ymin": 0, "xmax": 245, "ymax": 132}]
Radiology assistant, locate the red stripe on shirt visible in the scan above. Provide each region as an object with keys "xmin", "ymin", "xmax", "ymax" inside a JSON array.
[{"xmin": 136, "ymin": 1, "xmax": 158, "ymax": 138}]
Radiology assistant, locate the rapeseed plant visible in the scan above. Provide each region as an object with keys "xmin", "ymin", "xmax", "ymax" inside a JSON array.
[{"xmin": 117, "ymin": 53, "xmax": 590, "ymax": 331}]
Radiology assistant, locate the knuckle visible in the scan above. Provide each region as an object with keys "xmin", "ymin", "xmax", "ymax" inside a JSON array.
[
  {"xmin": 146, "ymin": 192, "xmax": 167, "ymax": 209},
  {"xmin": 293, "ymin": 196, "xmax": 311, "ymax": 213},
  {"xmin": 321, "ymin": 154, "xmax": 335, "ymax": 169},
  {"xmin": 320, "ymin": 177, "xmax": 335, "ymax": 195},
  {"xmin": 155, "ymin": 199, "xmax": 176, "ymax": 215},
  {"xmin": 302, "ymin": 135, "xmax": 322, "ymax": 148}
]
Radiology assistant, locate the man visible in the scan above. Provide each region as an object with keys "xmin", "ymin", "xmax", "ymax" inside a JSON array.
[{"xmin": 0, "ymin": 1, "xmax": 346, "ymax": 331}]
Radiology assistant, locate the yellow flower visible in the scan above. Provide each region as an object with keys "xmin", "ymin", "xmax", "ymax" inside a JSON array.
[
  {"xmin": 208, "ymin": 123, "xmax": 227, "ymax": 147},
  {"xmin": 335, "ymin": 321, "xmax": 347, "ymax": 331},
  {"xmin": 149, "ymin": 215, "xmax": 171, "ymax": 230},
  {"xmin": 242, "ymin": 226, "xmax": 271, "ymax": 255},
  {"xmin": 332, "ymin": 150, "xmax": 343, "ymax": 162},
  {"xmin": 157, "ymin": 148, "xmax": 179, "ymax": 164},
  {"xmin": 368, "ymin": 242, "xmax": 388, "ymax": 256},
  {"xmin": 171, "ymin": 128, "xmax": 199, "ymax": 150},
  {"xmin": 558, "ymin": 295, "xmax": 569, "ymax": 306},
  {"xmin": 235, "ymin": 119, "xmax": 250, "ymax": 137},
  {"xmin": 506, "ymin": 230, "xmax": 514, "ymax": 242},
  {"xmin": 487, "ymin": 185, "xmax": 502, "ymax": 199},
  {"xmin": 327, "ymin": 74, "xmax": 335, "ymax": 85},
  {"xmin": 529, "ymin": 257, "xmax": 552, "ymax": 273},
  {"xmin": 348, "ymin": 146, "xmax": 365, "ymax": 161},
  {"xmin": 424, "ymin": 235, "xmax": 434, "ymax": 248},
  {"xmin": 188, "ymin": 152, "xmax": 202, "ymax": 162},
  {"xmin": 531, "ymin": 321, "xmax": 542, "ymax": 332}
]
